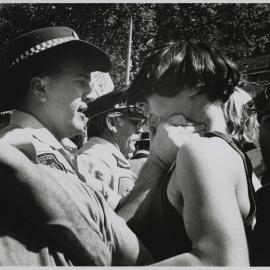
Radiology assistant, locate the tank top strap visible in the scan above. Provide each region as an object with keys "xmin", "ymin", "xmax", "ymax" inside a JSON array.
[
  {"xmin": 147, "ymin": 160, "xmax": 178, "ymax": 226},
  {"xmin": 204, "ymin": 131, "xmax": 256, "ymax": 226},
  {"xmin": 160, "ymin": 161, "xmax": 177, "ymax": 193}
]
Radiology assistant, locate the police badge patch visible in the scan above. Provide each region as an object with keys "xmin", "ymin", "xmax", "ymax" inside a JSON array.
[
  {"xmin": 37, "ymin": 153, "xmax": 67, "ymax": 173},
  {"xmin": 118, "ymin": 176, "xmax": 135, "ymax": 197}
]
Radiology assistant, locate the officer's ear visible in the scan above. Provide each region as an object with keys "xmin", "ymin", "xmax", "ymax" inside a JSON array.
[
  {"xmin": 29, "ymin": 77, "xmax": 48, "ymax": 102},
  {"xmin": 106, "ymin": 115, "xmax": 123, "ymax": 133},
  {"xmin": 106, "ymin": 115, "xmax": 117, "ymax": 133}
]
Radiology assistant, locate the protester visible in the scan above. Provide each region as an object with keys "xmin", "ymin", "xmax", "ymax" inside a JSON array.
[
  {"xmin": 223, "ymin": 86, "xmax": 259, "ymax": 152},
  {"xmin": 248, "ymin": 84, "xmax": 270, "ymax": 265},
  {"xmin": 256, "ymin": 85, "xmax": 270, "ymax": 184},
  {"xmin": 78, "ymin": 90, "xmax": 146, "ymax": 207},
  {"xmin": 118, "ymin": 41, "xmax": 258, "ymax": 266},
  {"xmin": 0, "ymin": 26, "xmax": 152, "ymax": 266},
  {"xmin": 223, "ymin": 87, "xmax": 262, "ymax": 181}
]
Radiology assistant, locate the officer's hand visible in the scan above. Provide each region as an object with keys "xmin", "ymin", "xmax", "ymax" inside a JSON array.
[{"xmin": 148, "ymin": 114, "xmax": 203, "ymax": 171}]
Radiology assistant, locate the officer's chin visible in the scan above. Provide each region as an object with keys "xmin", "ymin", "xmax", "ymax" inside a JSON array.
[{"xmin": 72, "ymin": 122, "xmax": 86, "ymax": 136}]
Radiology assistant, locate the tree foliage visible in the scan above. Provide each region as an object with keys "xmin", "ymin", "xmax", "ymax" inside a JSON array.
[
  {"xmin": 0, "ymin": 3, "xmax": 269, "ymax": 88},
  {"xmin": 155, "ymin": 4, "xmax": 270, "ymax": 58}
]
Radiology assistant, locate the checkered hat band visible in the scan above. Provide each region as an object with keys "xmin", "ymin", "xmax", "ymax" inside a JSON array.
[
  {"xmin": 114, "ymin": 103, "xmax": 145, "ymax": 115},
  {"xmin": 10, "ymin": 36, "xmax": 78, "ymax": 68},
  {"xmin": 88, "ymin": 104, "xmax": 146, "ymax": 121}
]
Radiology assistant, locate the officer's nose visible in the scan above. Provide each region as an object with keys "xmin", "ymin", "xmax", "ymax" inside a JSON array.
[
  {"xmin": 79, "ymin": 102, "xmax": 88, "ymax": 114},
  {"xmin": 84, "ymin": 95, "xmax": 96, "ymax": 104}
]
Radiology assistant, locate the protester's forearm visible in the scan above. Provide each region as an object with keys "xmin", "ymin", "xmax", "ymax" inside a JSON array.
[
  {"xmin": 117, "ymin": 159, "xmax": 165, "ymax": 225},
  {"xmin": 152, "ymin": 246, "xmax": 248, "ymax": 266},
  {"xmin": 152, "ymin": 252, "xmax": 202, "ymax": 266},
  {"xmin": 0, "ymin": 143, "xmax": 112, "ymax": 265}
]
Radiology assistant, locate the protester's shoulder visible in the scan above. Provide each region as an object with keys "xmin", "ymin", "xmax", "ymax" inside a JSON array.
[
  {"xmin": 173, "ymin": 136, "xmax": 240, "ymax": 193},
  {"xmin": 180, "ymin": 136, "xmax": 223, "ymax": 154},
  {"xmin": 177, "ymin": 136, "xmax": 236, "ymax": 168}
]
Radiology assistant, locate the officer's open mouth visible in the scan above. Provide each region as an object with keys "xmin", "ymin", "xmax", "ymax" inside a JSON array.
[
  {"xmin": 77, "ymin": 107, "xmax": 89, "ymax": 122},
  {"xmin": 77, "ymin": 106, "xmax": 87, "ymax": 114}
]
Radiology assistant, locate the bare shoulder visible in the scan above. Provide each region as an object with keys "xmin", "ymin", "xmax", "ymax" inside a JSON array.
[
  {"xmin": 174, "ymin": 136, "xmax": 242, "ymax": 189},
  {"xmin": 178, "ymin": 136, "xmax": 240, "ymax": 167}
]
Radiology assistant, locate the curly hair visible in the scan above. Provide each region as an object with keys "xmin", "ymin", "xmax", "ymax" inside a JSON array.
[{"xmin": 223, "ymin": 87, "xmax": 259, "ymax": 151}]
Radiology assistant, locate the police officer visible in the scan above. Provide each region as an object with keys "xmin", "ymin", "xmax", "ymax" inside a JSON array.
[
  {"xmin": 79, "ymin": 90, "xmax": 146, "ymax": 206},
  {"xmin": 0, "ymin": 26, "xmax": 152, "ymax": 266}
]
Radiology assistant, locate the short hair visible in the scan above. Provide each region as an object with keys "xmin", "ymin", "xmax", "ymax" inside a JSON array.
[{"xmin": 128, "ymin": 40, "xmax": 240, "ymax": 103}]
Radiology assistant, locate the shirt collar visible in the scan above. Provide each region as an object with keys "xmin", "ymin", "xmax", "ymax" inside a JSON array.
[
  {"xmin": 88, "ymin": 136, "xmax": 130, "ymax": 168},
  {"xmin": 10, "ymin": 110, "xmax": 76, "ymax": 151},
  {"xmin": 61, "ymin": 137, "xmax": 78, "ymax": 153}
]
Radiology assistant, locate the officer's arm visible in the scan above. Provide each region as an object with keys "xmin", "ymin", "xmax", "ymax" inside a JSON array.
[
  {"xmin": 117, "ymin": 119, "xmax": 174, "ymax": 224},
  {"xmin": 79, "ymin": 154, "xmax": 121, "ymax": 209},
  {"xmin": 117, "ymin": 159, "xmax": 165, "ymax": 230},
  {"xmin": 118, "ymin": 115, "xmax": 195, "ymax": 229},
  {"xmin": 117, "ymin": 120, "xmax": 171, "ymax": 225},
  {"xmin": 102, "ymin": 197, "xmax": 153, "ymax": 265},
  {"xmin": 0, "ymin": 142, "xmax": 112, "ymax": 265}
]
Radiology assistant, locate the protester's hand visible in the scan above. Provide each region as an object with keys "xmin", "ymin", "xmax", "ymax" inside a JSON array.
[{"xmin": 148, "ymin": 114, "xmax": 204, "ymax": 171}]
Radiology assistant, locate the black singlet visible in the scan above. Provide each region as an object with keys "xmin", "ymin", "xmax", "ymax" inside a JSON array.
[{"xmin": 135, "ymin": 131, "xmax": 256, "ymax": 262}]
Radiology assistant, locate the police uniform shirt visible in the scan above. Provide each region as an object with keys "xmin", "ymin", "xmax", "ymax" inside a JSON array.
[
  {"xmin": 0, "ymin": 110, "xmax": 144, "ymax": 265},
  {"xmin": 0, "ymin": 110, "xmax": 122, "ymax": 209},
  {"xmin": 0, "ymin": 110, "xmax": 81, "ymax": 177},
  {"xmin": 78, "ymin": 137, "xmax": 136, "ymax": 198}
]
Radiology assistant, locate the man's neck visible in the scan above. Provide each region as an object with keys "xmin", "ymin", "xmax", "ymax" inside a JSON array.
[
  {"xmin": 100, "ymin": 131, "xmax": 119, "ymax": 149},
  {"xmin": 19, "ymin": 106, "xmax": 64, "ymax": 142}
]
